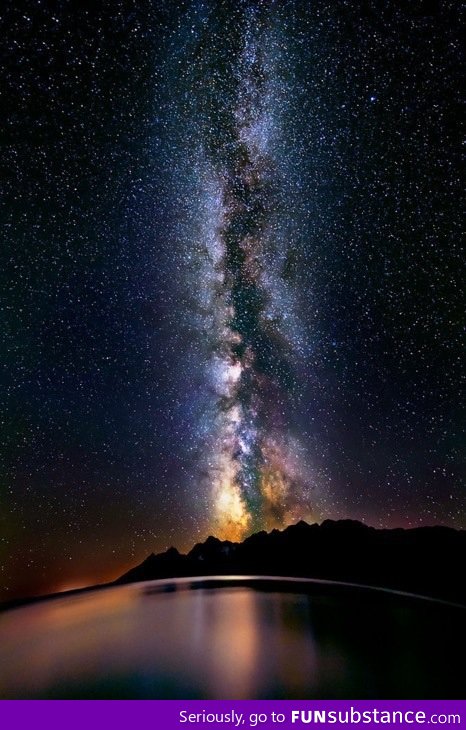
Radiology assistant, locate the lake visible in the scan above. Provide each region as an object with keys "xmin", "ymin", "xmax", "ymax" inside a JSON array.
[{"xmin": 0, "ymin": 576, "xmax": 464, "ymax": 698}]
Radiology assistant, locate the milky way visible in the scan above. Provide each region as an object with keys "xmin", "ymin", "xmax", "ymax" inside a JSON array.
[
  {"xmin": 1, "ymin": 0, "xmax": 464, "ymax": 598},
  {"xmin": 181, "ymin": 6, "xmax": 313, "ymax": 539}
]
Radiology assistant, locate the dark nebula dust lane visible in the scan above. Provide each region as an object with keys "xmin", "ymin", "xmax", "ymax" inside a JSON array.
[{"xmin": 1, "ymin": 0, "xmax": 464, "ymax": 598}]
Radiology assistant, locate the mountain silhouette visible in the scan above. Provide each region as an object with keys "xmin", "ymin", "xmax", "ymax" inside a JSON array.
[{"xmin": 115, "ymin": 519, "xmax": 466, "ymax": 604}]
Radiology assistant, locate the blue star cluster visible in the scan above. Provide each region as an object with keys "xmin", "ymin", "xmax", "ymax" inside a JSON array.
[{"xmin": 1, "ymin": 0, "xmax": 464, "ymax": 598}]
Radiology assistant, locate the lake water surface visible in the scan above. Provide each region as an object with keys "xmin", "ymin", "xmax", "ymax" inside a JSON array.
[{"xmin": 0, "ymin": 576, "xmax": 464, "ymax": 698}]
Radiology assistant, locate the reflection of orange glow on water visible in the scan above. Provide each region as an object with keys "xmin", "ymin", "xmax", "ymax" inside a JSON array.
[
  {"xmin": 0, "ymin": 580, "xmax": 319, "ymax": 699},
  {"xmin": 0, "ymin": 587, "xmax": 140, "ymax": 696},
  {"xmin": 34, "ymin": 588, "xmax": 135, "ymax": 630},
  {"xmin": 195, "ymin": 589, "xmax": 260, "ymax": 697}
]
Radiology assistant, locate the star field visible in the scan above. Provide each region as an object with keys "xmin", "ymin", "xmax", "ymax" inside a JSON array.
[{"xmin": 1, "ymin": 0, "xmax": 464, "ymax": 598}]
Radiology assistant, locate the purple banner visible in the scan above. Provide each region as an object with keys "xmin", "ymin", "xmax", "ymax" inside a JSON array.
[{"xmin": 0, "ymin": 700, "xmax": 465, "ymax": 729}]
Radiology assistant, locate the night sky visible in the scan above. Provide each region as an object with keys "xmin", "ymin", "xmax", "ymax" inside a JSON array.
[{"xmin": 1, "ymin": 0, "xmax": 464, "ymax": 600}]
